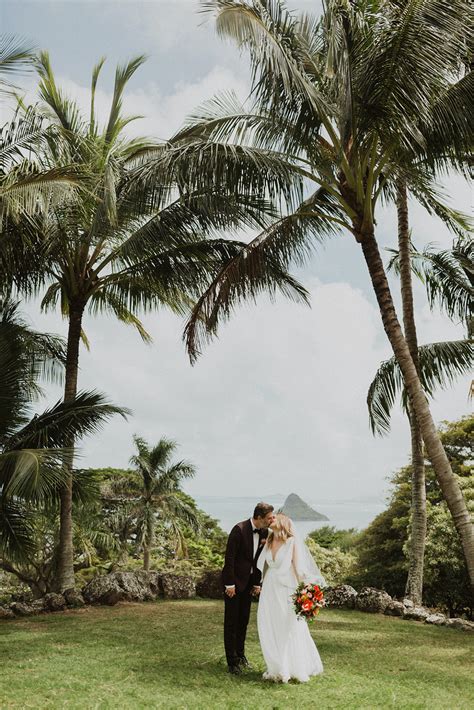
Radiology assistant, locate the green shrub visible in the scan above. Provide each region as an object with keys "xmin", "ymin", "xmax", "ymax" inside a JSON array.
[{"xmin": 306, "ymin": 538, "xmax": 357, "ymax": 586}]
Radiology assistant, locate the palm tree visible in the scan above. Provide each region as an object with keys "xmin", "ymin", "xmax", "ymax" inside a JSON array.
[
  {"xmin": 144, "ymin": 0, "xmax": 474, "ymax": 585},
  {"xmin": 368, "ymin": 337, "xmax": 473, "ymax": 601},
  {"xmin": 0, "ymin": 298, "xmax": 128, "ymax": 575},
  {"xmin": 376, "ymin": 236, "xmax": 473, "ymax": 602},
  {"xmin": 395, "ymin": 181, "xmax": 427, "ymax": 604},
  {"xmin": 19, "ymin": 53, "xmax": 300, "ymax": 591},
  {"xmin": 129, "ymin": 436, "xmax": 199, "ymax": 570}
]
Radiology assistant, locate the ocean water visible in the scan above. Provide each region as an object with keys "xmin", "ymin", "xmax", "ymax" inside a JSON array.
[{"xmin": 194, "ymin": 494, "xmax": 386, "ymax": 536}]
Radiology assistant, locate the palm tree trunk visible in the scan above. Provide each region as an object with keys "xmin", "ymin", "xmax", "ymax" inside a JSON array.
[
  {"xmin": 143, "ymin": 508, "xmax": 153, "ymax": 571},
  {"xmin": 358, "ymin": 226, "xmax": 474, "ymax": 591},
  {"xmin": 405, "ymin": 408, "xmax": 426, "ymax": 603},
  {"xmin": 397, "ymin": 180, "xmax": 427, "ymax": 605},
  {"xmin": 56, "ymin": 302, "xmax": 84, "ymax": 592}
]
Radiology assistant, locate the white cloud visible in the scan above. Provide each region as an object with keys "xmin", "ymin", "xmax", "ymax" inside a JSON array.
[
  {"xmin": 23, "ymin": 63, "xmax": 249, "ymax": 142},
  {"xmin": 25, "ymin": 272, "xmax": 471, "ymax": 504}
]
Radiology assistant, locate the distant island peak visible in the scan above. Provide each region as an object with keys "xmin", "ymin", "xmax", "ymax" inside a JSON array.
[{"xmin": 281, "ymin": 493, "xmax": 329, "ymax": 521}]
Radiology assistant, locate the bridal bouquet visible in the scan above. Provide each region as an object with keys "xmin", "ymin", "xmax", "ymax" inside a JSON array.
[{"xmin": 292, "ymin": 582, "xmax": 325, "ymax": 622}]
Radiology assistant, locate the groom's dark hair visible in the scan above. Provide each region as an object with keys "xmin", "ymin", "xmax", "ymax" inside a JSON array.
[{"xmin": 253, "ymin": 502, "xmax": 274, "ymax": 519}]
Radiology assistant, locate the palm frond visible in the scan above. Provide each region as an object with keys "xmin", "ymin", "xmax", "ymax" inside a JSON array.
[
  {"xmin": 421, "ymin": 242, "xmax": 474, "ymax": 329},
  {"xmin": 88, "ymin": 289, "xmax": 152, "ymax": 343},
  {"xmin": 0, "ymin": 35, "xmax": 36, "ymax": 94},
  {"xmin": 36, "ymin": 51, "xmax": 85, "ymax": 134},
  {"xmin": 0, "ymin": 498, "xmax": 37, "ymax": 563},
  {"xmin": 184, "ymin": 186, "xmax": 344, "ymax": 362},
  {"xmin": 0, "ymin": 448, "xmax": 69, "ymax": 502},
  {"xmin": 103, "ymin": 55, "xmax": 147, "ymax": 147},
  {"xmin": 368, "ymin": 339, "xmax": 474, "ymax": 435},
  {"xmin": 4, "ymin": 390, "xmax": 130, "ymax": 452}
]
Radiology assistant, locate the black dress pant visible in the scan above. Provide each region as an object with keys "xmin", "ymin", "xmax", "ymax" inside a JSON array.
[{"xmin": 224, "ymin": 581, "xmax": 253, "ymax": 667}]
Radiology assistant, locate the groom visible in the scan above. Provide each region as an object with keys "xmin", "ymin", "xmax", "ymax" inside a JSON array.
[{"xmin": 222, "ymin": 502, "xmax": 275, "ymax": 674}]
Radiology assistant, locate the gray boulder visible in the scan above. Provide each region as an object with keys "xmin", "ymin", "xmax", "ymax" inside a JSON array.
[
  {"xmin": 83, "ymin": 575, "xmax": 123, "ymax": 605},
  {"xmin": 403, "ymin": 606, "xmax": 429, "ymax": 622},
  {"xmin": 30, "ymin": 599, "xmax": 46, "ymax": 613},
  {"xmin": 444, "ymin": 618, "xmax": 474, "ymax": 633},
  {"xmin": 10, "ymin": 602, "xmax": 35, "ymax": 616},
  {"xmin": 356, "ymin": 587, "xmax": 392, "ymax": 614},
  {"xmin": 44, "ymin": 593, "xmax": 66, "ymax": 612},
  {"xmin": 161, "ymin": 573, "xmax": 196, "ymax": 599},
  {"xmin": 82, "ymin": 571, "xmax": 162, "ymax": 605},
  {"xmin": 63, "ymin": 588, "xmax": 85, "ymax": 608},
  {"xmin": 425, "ymin": 613, "xmax": 447, "ymax": 626},
  {"xmin": 0, "ymin": 606, "xmax": 15, "ymax": 619},
  {"xmin": 196, "ymin": 570, "xmax": 222, "ymax": 599},
  {"xmin": 384, "ymin": 601, "xmax": 405, "ymax": 617},
  {"xmin": 133, "ymin": 571, "xmax": 162, "ymax": 599},
  {"xmin": 324, "ymin": 585, "xmax": 358, "ymax": 609},
  {"xmin": 402, "ymin": 598, "xmax": 414, "ymax": 609}
]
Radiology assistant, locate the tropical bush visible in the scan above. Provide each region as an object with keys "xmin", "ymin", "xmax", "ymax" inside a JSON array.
[
  {"xmin": 308, "ymin": 526, "xmax": 360, "ymax": 552},
  {"xmin": 306, "ymin": 538, "xmax": 357, "ymax": 587},
  {"xmin": 346, "ymin": 416, "xmax": 473, "ymax": 617}
]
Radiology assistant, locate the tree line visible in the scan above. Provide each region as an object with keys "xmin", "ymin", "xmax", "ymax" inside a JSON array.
[{"xmin": 0, "ymin": 1, "xmax": 472, "ymax": 604}]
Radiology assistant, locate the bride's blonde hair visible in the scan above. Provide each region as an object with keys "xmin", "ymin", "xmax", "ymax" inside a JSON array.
[{"xmin": 268, "ymin": 513, "xmax": 294, "ymax": 543}]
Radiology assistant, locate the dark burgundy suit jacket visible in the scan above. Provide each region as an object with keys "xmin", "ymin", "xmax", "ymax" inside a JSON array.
[{"xmin": 222, "ymin": 519, "xmax": 268, "ymax": 593}]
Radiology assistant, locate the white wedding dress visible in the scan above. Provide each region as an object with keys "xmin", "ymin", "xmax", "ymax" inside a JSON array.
[{"xmin": 257, "ymin": 536, "xmax": 324, "ymax": 683}]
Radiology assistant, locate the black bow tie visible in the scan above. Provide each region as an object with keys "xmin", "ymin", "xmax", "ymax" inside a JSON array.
[{"xmin": 253, "ymin": 528, "xmax": 264, "ymax": 537}]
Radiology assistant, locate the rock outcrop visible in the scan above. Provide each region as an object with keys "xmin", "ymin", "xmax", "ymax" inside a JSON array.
[
  {"xmin": 2, "ymin": 572, "xmax": 472, "ymax": 636},
  {"xmin": 83, "ymin": 571, "xmax": 162, "ymax": 605},
  {"xmin": 444, "ymin": 618, "xmax": 474, "ymax": 633},
  {"xmin": 324, "ymin": 585, "xmax": 358, "ymax": 609},
  {"xmin": 196, "ymin": 570, "xmax": 222, "ymax": 599},
  {"xmin": 403, "ymin": 606, "xmax": 429, "ymax": 622},
  {"xmin": 44, "ymin": 593, "xmax": 66, "ymax": 612},
  {"xmin": 355, "ymin": 587, "xmax": 392, "ymax": 614},
  {"xmin": 281, "ymin": 493, "xmax": 329, "ymax": 521},
  {"xmin": 161, "ymin": 574, "xmax": 195, "ymax": 599},
  {"xmin": 384, "ymin": 600, "xmax": 405, "ymax": 617},
  {"xmin": 63, "ymin": 588, "xmax": 85, "ymax": 608},
  {"xmin": 0, "ymin": 606, "xmax": 15, "ymax": 619}
]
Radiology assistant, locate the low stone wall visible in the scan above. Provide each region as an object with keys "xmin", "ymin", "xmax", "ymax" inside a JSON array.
[
  {"xmin": 1, "ymin": 575, "xmax": 473, "ymax": 633},
  {"xmin": 0, "ymin": 571, "xmax": 197, "ymax": 617},
  {"xmin": 324, "ymin": 585, "xmax": 474, "ymax": 633},
  {"xmin": 0, "ymin": 590, "xmax": 85, "ymax": 618}
]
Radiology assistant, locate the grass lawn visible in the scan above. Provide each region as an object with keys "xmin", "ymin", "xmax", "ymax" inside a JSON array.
[{"xmin": 0, "ymin": 600, "xmax": 473, "ymax": 709}]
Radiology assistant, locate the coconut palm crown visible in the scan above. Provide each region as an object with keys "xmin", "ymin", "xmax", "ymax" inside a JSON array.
[{"xmin": 128, "ymin": 436, "xmax": 199, "ymax": 570}]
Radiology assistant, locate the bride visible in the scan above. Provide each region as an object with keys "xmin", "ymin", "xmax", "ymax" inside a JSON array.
[{"xmin": 257, "ymin": 513, "xmax": 325, "ymax": 683}]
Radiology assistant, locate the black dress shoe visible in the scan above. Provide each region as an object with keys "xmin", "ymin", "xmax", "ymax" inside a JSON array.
[
  {"xmin": 238, "ymin": 656, "xmax": 252, "ymax": 669},
  {"xmin": 228, "ymin": 664, "xmax": 242, "ymax": 675}
]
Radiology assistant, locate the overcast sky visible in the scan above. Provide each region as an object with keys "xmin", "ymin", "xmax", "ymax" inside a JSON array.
[{"xmin": 2, "ymin": 0, "xmax": 472, "ymax": 503}]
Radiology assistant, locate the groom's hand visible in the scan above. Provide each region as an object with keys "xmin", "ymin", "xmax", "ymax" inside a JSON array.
[
  {"xmin": 225, "ymin": 585, "xmax": 236, "ymax": 598},
  {"xmin": 251, "ymin": 586, "xmax": 261, "ymax": 596}
]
